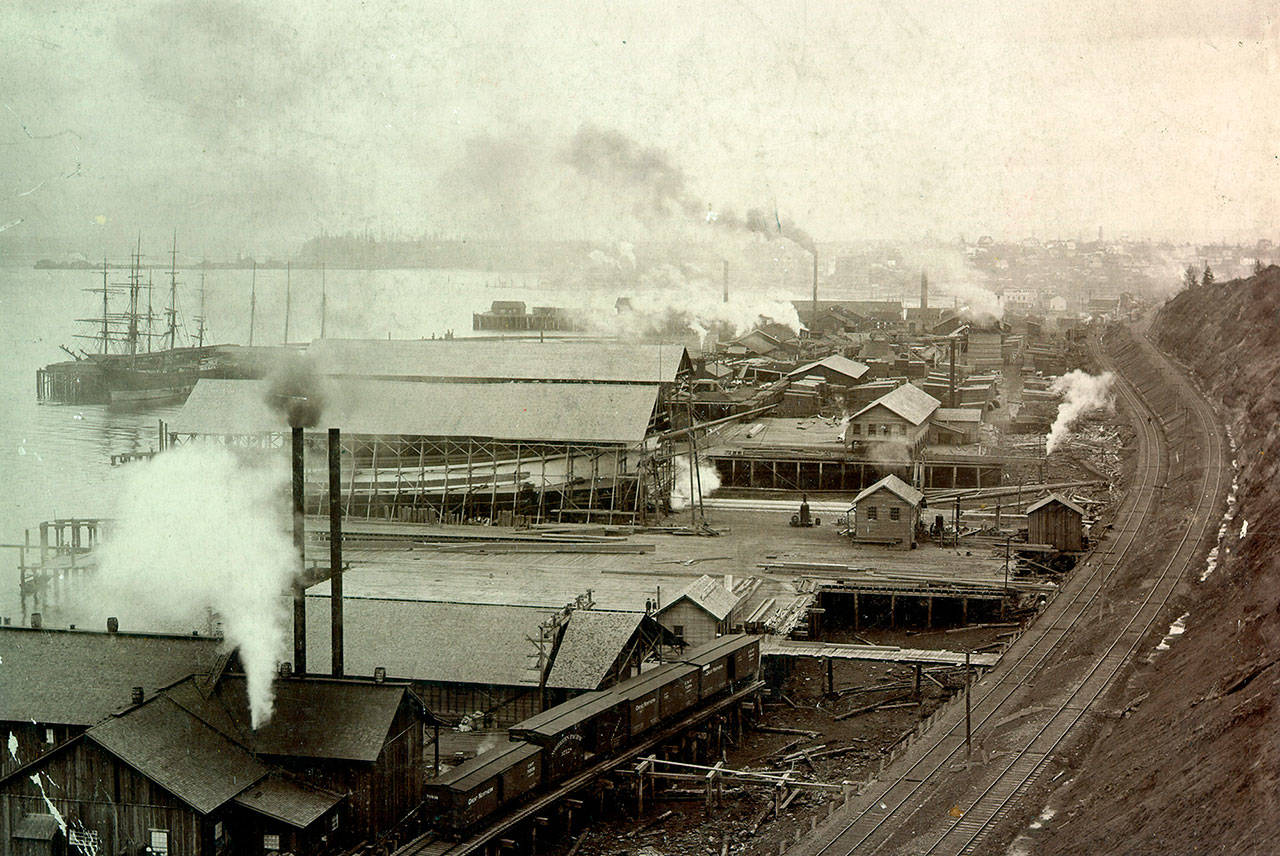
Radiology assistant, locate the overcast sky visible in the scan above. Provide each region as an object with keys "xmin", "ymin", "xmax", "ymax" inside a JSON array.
[{"xmin": 1, "ymin": 0, "xmax": 1276, "ymax": 256}]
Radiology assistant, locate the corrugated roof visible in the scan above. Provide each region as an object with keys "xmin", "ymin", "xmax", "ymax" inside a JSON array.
[
  {"xmin": 305, "ymin": 596, "xmax": 556, "ymax": 687},
  {"xmin": 306, "ymin": 338, "xmax": 688, "ymax": 385},
  {"xmin": 852, "ymin": 474, "xmax": 924, "ymax": 507},
  {"xmin": 232, "ymin": 774, "xmax": 343, "ymax": 829},
  {"xmin": 544, "ymin": 611, "xmax": 645, "ymax": 690},
  {"xmin": 166, "ymin": 676, "xmax": 409, "ymax": 763},
  {"xmin": 851, "ymin": 383, "xmax": 941, "ymax": 425},
  {"xmin": 87, "ymin": 696, "xmax": 268, "ymax": 815},
  {"xmin": 1026, "ymin": 493, "xmax": 1085, "ymax": 517},
  {"xmin": 659, "ymin": 575, "xmax": 738, "ymax": 621},
  {"xmin": 787, "ymin": 355, "xmax": 870, "ymax": 381},
  {"xmin": 172, "ymin": 378, "xmax": 659, "ymax": 445},
  {"xmin": 0, "ymin": 628, "xmax": 222, "ymax": 726}
]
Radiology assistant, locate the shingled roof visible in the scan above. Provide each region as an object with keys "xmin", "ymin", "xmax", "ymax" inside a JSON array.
[
  {"xmin": 1026, "ymin": 493, "xmax": 1085, "ymax": 517},
  {"xmin": 851, "ymin": 382, "xmax": 941, "ymax": 426},
  {"xmin": 658, "ymin": 575, "xmax": 739, "ymax": 621},
  {"xmin": 786, "ymin": 355, "xmax": 870, "ymax": 382},
  {"xmin": 232, "ymin": 774, "xmax": 343, "ymax": 829},
  {"xmin": 543, "ymin": 611, "xmax": 646, "ymax": 690},
  {"xmin": 167, "ymin": 675, "xmax": 416, "ymax": 763},
  {"xmin": 87, "ymin": 696, "xmax": 268, "ymax": 815},
  {"xmin": 852, "ymin": 474, "xmax": 925, "ymax": 507},
  {"xmin": 0, "ymin": 627, "xmax": 222, "ymax": 727}
]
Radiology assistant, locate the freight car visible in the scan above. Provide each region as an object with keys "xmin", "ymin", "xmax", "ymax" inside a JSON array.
[{"xmin": 423, "ymin": 634, "xmax": 760, "ymax": 838}]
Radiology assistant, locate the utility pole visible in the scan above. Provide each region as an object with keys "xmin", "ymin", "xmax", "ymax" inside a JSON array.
[
  {"xmin": 248, "ymin": 260, "xmax": 257, "ymax": 347},
  {"xmin": 283, "ymin": 261, "xmax": 291, "ymax": 344},
  {"xmin": 964, "ymin": 650, "xmax": 972, "ymax": 757},
  {"xmin": 320, "ymin": 261, "xmax": 328, "ymax": 339}
]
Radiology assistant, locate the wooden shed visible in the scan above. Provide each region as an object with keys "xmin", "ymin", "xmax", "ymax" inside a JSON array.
[
  {"xmin": 655, "ymin": 575, "xmax": 742, "ymax": 647},
  {"xmin": 849, "ymin": 475, "xmax": 924, "ymax": 549},
  {"xmin": 1026, "ymin": 494, "xmax": 1084, "ymax": 551}
]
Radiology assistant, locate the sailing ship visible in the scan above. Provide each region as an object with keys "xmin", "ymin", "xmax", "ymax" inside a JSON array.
[{"xmin": 38, "ymin": 237, "xmax": 221, "ymax": 405}]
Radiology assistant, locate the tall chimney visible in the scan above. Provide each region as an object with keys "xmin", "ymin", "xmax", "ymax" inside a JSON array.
[
  {"xmin": 948, "ymin": 337, "xmax": 958, "ymax": 408},
  {"xmin": 920, "ymin": 270, "xmax": 929, "ymax": 311},
  {"xmin": 811, "ymin": 249, "xmax": 819, "ymax": 322},
  {"xmin": 329, "ymin": 428, "xmax": 344, "ymax": 677},
  {"xmin": 291, "ymin": 426, "xmax": 307, "ymax": 675},
  {"xmin": 722, "ymin": 260, "xmax": 729, "ymax": 304}
]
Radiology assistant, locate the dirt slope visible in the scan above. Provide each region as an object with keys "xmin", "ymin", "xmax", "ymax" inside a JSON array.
[{"xmin": 1035, "ymin": 269, "xmax": 1280, "ymax": 854}]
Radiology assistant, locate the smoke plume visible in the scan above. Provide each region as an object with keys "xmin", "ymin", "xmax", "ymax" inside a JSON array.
[
  {"xmin": 265, "ymin": 353, "xmax": 325, "ymax": 428},
  {"xmin": 85, "ymin": 445, "xmax": 298, "ymax": 728},
  {"xmin": 1046, "ymin": 370, "xmax": 1116, "ymax": 453},
  {"xmin": 670, "ymin": 454, "xmax": 721, "ymax": 511}
]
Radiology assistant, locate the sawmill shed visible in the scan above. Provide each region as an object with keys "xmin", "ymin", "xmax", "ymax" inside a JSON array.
[
  {"xmin": 0, "ymin": 625, "xmax": 221, "ymax": 779},
  {"xmin": 1026, "ymin": 493, "xmax": 1085, "ymax": 551}
]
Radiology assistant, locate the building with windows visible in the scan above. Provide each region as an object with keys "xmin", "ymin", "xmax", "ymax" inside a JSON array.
[
  {"xmin": 654, "ymin": 575, "xmax": 744, "ymax": 647},
  {"xmin": 848, "ymin": 474, "xmax": 924, "ymax": 548}
]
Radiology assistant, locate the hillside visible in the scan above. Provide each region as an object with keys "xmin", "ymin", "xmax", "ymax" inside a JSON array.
[{"xmin": 1035, "ymin": 268, "xmax": 1280, "ymax": 854}]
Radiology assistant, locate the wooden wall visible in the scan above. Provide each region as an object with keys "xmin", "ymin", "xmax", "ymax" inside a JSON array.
[
  {"xmin": 1028, "ymin": 504, "xmax": 1083, "ymax": 551},
  {"xmin": 0, "ymin": 740, "xmax": 206, "ymax": 856},
  {"xmin": 656, "ymin": 602, "xmax": 723, "ymax": 648},
  {"xmin": 1, "ymin": 723, "xmax": 82, "ymax": 780},
  {"xmin": 853, "ymin": 493, "xmax": 918, "ymax": 548}
]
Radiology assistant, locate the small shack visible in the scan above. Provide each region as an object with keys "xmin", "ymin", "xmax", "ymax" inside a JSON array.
[
  {"xmin": 849, "ymin": 474, "xmax": 924, "ymax": 549},
  {"xmin": 655, "ymin": 575, "xmax": 742, "ymax": 647},
  {"xmin": 1026, "ymin": 494, "xmax": 1084, "ymax": 551}
]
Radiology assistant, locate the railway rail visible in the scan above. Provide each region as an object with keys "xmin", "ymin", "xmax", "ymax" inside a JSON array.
[{"xmin": 791, "ymin": 323, "xmax": 1229, "ymax": 856}]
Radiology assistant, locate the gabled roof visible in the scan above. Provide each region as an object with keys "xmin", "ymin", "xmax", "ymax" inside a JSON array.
[
  {"xmin": 786, "ymin": 355, "xmax": 870, "ymax": 382},
  {"xmin": 1026, "ymin": 493, "xmax": 1084, "ymax": 517},
  {"xmin": 306, "ymin": 338, "xmax": 689, "ymax": 385},
  {"xmin": 658, "ymin": 575, "xmax": 738, "ymax": 621},
  {"xmin": 852, "ymin": 474, "xmax": 924, "ymax": 507},
  {"xmin": 850, "ymin": 383, "xmax": 941, "ymax": 426},
  {"xmin": 0, "ymin": 627, "xmax": 222, "ymax": 727},
  {"xmin": 87, "ymin": 696, "xmax": 269, "ymax": 815},
  {"xmin": 167, "ymin": 676, "xmax": 413, "ymax": 763},
  {"xmin": 232, "ymin": 774, "xmax": 343, "ymax": 829},
  {"xmin": 730, "ymin": 330, "xmax": 784, "ymax": 356},
  {"xmin": 544, "ymin": 610, "xmax": 646, "ymax": 690},
  {"xmin": 173, "ymin": 378, "xmax": 659, "ymax": 445}
]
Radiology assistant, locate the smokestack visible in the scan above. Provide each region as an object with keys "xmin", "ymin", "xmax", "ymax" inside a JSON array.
[
  {"xmin": 921, "ymin": 271, "xmax": 928, "ymax": 311},
  {"xmin": 948, "ymin": 337, "xmax": 957, "ymax": 408},
  {"xmin": 291, "ymin": 426, "xmax": 307, "ymax": 675},
  {"xmin": 811, "ymin": 249, "xmax": 819, "ymax": 322},
  {"xmin": 329, "ymin": 428, "xmax": 344, "ymax": 677},
  {"xmin": 722, "ymin": 260, "xmax": 729, "ymax": 304}
]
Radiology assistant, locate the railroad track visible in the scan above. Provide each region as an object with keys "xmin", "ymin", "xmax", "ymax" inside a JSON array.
[{"xmin": 791, "ymin": 324, "xmax": 1229, "ymax": 856}]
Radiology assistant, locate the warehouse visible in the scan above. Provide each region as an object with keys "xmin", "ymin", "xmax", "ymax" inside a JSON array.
[
  {"xmin": 171, "ymin": 377, "xmax": 671, "ymax": 523},
  {"xmin": 0, "ymin": 624, "xmax": 221, "ymax": 779},
  {"xmin": 303, "ymin": 592, "xmax": 674, "ymax": 726}
]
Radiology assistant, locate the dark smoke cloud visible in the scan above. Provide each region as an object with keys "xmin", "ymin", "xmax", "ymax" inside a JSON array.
[
  {"xmin": 265, "ymin": 353, "xmax": 325, "ymax": 428},
  {"xmin": 564, "ymin": 125, "xmax": 701, "ymax": 219}
]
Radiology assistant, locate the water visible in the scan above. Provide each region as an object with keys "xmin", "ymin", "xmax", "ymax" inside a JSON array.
[{"xmin": 0, "ymin": 264, "xmax": 546, "ymax": 624}]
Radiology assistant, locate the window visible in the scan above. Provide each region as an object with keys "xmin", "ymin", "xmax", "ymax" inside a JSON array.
[
  {"xmin": 866, "ymin": 506, "xmax": 878, "ymax": 520},
  {"xmin": 69, "ymin": 829, "xmax": 102, "ymax": 851},
  {"xmin": 672, "ymin": 625, "xmax": 685, "ymax": 643},
  {"xmin": 45, "ymin": 727, "xmax": 55, "ymax": 744},
  {"xmin": 214, "ymin": 821, "xmax": 224, "ymax": 841},
  {"xmin": 264, "ymin": 833, "xmax": 281, "ymax": 852},
  {"xmin": 330, "ymin": 814, "xmax": 340, "ymax": 831},
  {"xmin": 148, "ymin": 829, "xmax": 169, "ymax": 855},
  {"xmin": 850, "ymin": 423, "xmax": 861, "ymax": 435},
  {"xmin": 889, "ymin": 507, "xmax": 901, "ymax": 521}
]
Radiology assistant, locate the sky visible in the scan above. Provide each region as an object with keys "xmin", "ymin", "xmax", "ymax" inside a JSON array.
[{"xmin": 0, "ymin": 0, "xmax": 1277, "ymax": 256}]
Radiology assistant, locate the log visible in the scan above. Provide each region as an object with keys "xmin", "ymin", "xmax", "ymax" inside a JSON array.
[
  {"xmin": 756, "ymin": 726, "xmax": 821, "ymax": 738},
  {"xmin": 834, "ymin": 693, "xmax": 911, "ymax": 721}
]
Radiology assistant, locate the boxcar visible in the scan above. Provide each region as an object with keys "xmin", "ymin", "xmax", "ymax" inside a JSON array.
[
  {"xmin": 684, "ymin": 635, "xmax": 760, "ymax": 698},
  {"xmin": 616, "ymin": 670, "xmax": 666, "ymax": 736},
  {"xmin": 510, "ymin": 690, "xmax": 630, "ymax": 777},
  {"xmin": 424, "ymin": 741, "xmax": 544, "ymax": 835},
  {"xmin": 658, "ymin": 663, "xmax": 701, "ymax": 720}
]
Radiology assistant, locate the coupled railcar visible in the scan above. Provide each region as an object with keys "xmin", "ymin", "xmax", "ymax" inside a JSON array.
[{"xmin": 425, "ymin": 634, "xmax": 760, "ymax": 838}]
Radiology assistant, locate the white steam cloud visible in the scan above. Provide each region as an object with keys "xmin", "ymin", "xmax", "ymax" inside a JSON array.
[
  {"xmin": 670, "ymin": 454, "xmax": 721, "ymax": 511},
  {"xmin": 1046, "ymin": 370, "xmax": 1116, "ymax": 453},
  {"xmin": 86, "ymin": 445, "xmax": 297, "ymax": 728}
]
